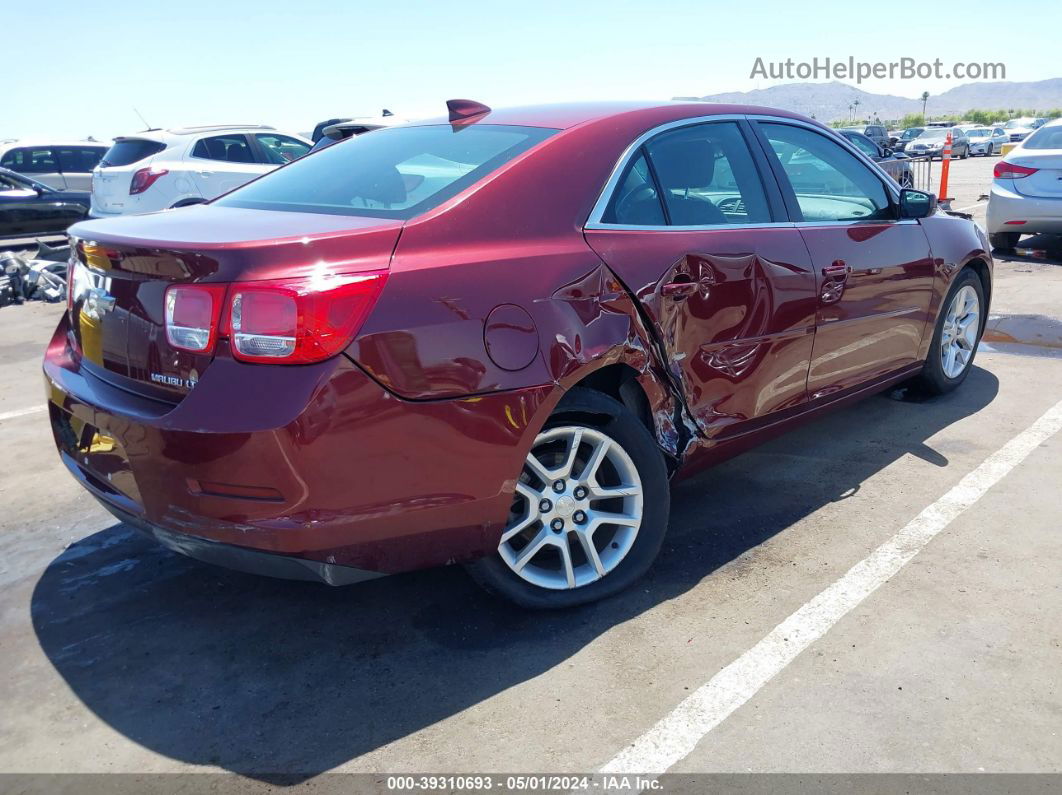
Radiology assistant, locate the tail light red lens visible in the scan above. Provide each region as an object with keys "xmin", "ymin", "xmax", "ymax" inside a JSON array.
[
  {"xmin": 993, "ymin": 161, "xmax": 1038, "ymax": 179},
  {"xmin": 129, "ymin": 167, "xmax": 169, "ymax": 195},
  {"xmin": 228, "ymin": 271, "xmax": 388, "ymax": 363},
  {"xmin": 165, "ymin": 284, "xmax": 227, "ymax": 352}
]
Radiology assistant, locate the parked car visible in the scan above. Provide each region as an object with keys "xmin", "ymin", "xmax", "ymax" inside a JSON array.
[
  {"xmin": 962, "ymin": 126, "xmax": 1007, "ymax": 156},
  {"xmin": 889, "ymin": 127, "xmax": 925, "ymax": 153},
  {"xmin": 839, "ymin": 123, "xmax": 889, "ymax": 147},
  {"xmin": 309, "ymin": 113, "xmax": 410, "ymax": 153},
  {"xmin": 1003, "ymin": 117, "xmax": 1047, "ymax": 142},
  {"xmin": 310, "ymin": 110, "xmax": 400, "ymax": 143},
  {"xmin": 838, "ymin": 130, "xmax": 914, "ymax": 187},
  {"xmin": 986, "ymin": 118, "xmax": 1062, "ymax": 250},
  {"xmin": 0, "ymin": 141, "xmax": 107, "ymax": 191},
  {"xmin": 0, "ymin": 166, "xmax": 89, "ymax": 240},
  {"xmin": 48, "ymin": 100, "xmax": 991, "ymax": 608},
  {"xmin": 905, "ymin": 127, "xmax": 969, "ymax": 160},
  {"xmin": 89, "ymin": 125, "xmax": 312, "ymax": 218}
]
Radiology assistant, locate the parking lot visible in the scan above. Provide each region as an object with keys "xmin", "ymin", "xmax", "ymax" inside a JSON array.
[{"xmin": 1, "ymin": 155, "xmax": 1060, "ymax": 790}]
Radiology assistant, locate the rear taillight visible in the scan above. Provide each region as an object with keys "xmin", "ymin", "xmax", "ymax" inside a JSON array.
[
  {"xmin": 129, "ymin": 167, "xmax": 169, "ymax": 195},
  {"xmin": 165, "ymin": 284, "xmax": 227, "ymax": 352},
  {"xmin": 993, "ymin": 161, "xmax": 1038, "ymax": 179},
  {"xmin": 227, "ymin": 271, "xmax": 387, "ymax": 364}
]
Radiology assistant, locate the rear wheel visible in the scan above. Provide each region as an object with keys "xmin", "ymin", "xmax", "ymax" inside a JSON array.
[
  {"xmin": 989, "ymin": 232, "xmax": 1020, "ymax": 250},
  {"xmin": 916, "ymin": 269, "xmax": 984, "ymax": 395},
  {"xmin": 467, "ymin": 389, "xmax": 669, "ymax": 608}
]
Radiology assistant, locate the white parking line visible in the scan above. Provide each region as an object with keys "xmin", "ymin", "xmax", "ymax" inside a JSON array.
[
  {"xmin": 599, "ymin": 397, "xmax": 1062, "ymax": 776},
  {"xmin": 0, "ymin": 405, "xmax": 46, "ymax": 422},
  {"xmin": 952, "ymin": 202, "xmax": 986, "ymax": 213}
]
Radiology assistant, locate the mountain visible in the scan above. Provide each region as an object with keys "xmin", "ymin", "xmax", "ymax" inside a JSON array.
[{"xmin": 675, "ymin": 79, "xmax": 1062, "ymax": 122}]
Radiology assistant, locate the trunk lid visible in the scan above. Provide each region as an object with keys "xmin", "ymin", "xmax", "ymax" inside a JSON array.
[
  {"xmin": 1009, "ymin": 151, "xmax": 1062, "ymax": 199},
  {"xmin": 68, "ymin": 205, "xmax": 402, "ymax": 402}
]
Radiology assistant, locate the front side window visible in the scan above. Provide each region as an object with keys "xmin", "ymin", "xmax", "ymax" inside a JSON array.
[
  {"xmin": 216, "ymin": 124, "xmax": 557, "ymax": 219},
  {"xmin": 759, "ymin": 123, "xmax": 892, "ymax": 222},
  {"xmin": 643, "ymin": 122, "xmax": 771, "ymax": 226},
  {"xmin": 192, "ymin": 134, "xmax": 256, "ymax": 163},
  {"xmin": 846, "ymin": 134, "xmax": 879, "ymax": 158},
  {"xmin": 1, "ymin": 147, "xmax": 56, "ymax": 174},
  {"xmin": 255, "ymin": 133, "xmax": 310, "ymax": 164}
]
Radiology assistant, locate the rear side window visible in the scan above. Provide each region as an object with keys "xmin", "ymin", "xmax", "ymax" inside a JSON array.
[
  {"xmin": 101, "ymin": 140, "xmax": 166, "ymax": 167},
  {"xmin": 1, "ymin": 147, "xmax": 57, "ymax": 173},
  {"xmin": 602, "ymin": 152, "xmax": 665, "ymax": 225},
  {"xmin": 216, "ymin": 124, "xmax": 557, "ymax": 219},
  {"xmin": 192, "ymin": 135, "xmax": 256, "ymax": 163},
  {"xmin": 55, "ymin": 146, "xmax": 106, "ymax": 173},
  {"xmin": 254, "ymin": 133, "xmax": 310, "ymax": 164},
  {"xmin": 644, "ymin": 122, "xmax": 771, "ymax": 226},
  {"xmin": 759, "ymin": 123, "xmax": 891, "ymax": 222}
]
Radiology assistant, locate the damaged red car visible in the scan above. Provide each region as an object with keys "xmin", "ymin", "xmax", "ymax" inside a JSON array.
[{"xmin": 45, "ymin": 100, "xmax": 992, "ymax": 607}]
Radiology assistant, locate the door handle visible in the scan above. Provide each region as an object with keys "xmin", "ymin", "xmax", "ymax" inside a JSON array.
[
  {"xmin": 661, "ymin": 280, "xmax": 698, "ymax": 298},
  {"xmin": 822, "ymin": 260, "xmax": 850, "ymax": 279}
]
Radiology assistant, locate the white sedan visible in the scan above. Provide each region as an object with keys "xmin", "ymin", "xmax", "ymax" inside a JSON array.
[{"xmin": 986, "ymin": 118, "xmax": 1062, "ymax": 250}]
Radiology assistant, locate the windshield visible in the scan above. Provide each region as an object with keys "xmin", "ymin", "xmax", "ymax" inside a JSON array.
[
  {"xmin": 1004, "ymin": 119, "xmax": 1033, "ymax": 129},
  {"xmin": 1022, "ymin": 125, "xmax": 1062, "ymax": 150},
  {"xmin": 901, "ymin": 128, "xmax": 923, "ymax": 140},
  {"xmin": 216, "ymin": 124, "xmax": 558, "ymax": 220},
  {"xmin": 917, "ymin": 129, "xmax": 949, "ymax": 140}
]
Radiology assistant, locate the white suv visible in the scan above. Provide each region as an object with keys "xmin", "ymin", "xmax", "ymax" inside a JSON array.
[{"xmin": 90, "ymin": 125, "xmax": 311, "ymax": 217}]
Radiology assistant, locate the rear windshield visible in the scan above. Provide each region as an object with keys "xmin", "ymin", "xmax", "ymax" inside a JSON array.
[
  {"xmin": 101, "ymin": 139, "xmax": 166, "ymax": 167},
  {"xmin": 215, "ymin": 124, "xmax": 558, "ymax": 220},
  {"xmin": 1022, "ymin": 126, "xmax": 1062, "ymax": 150}
]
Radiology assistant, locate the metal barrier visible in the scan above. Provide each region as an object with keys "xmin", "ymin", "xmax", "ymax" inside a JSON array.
[{"xmin": 904, "ymin": 155, "xmax": 935, "ymax": 193}]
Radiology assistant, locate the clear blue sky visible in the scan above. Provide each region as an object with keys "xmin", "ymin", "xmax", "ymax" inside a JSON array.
[{"xmin": 6, "ymin": 0, "xmax": 1059, "ymax": 141}]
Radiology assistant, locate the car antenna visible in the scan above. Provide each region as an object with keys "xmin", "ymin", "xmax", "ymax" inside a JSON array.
[
  {"xmin": 381, "ymin": 109, "xmax": 393, "ymax": 117},
  {"xmin": 446, "ymin": 99, "xmax": 491, "ymax": 124},
  {"xmin": 133, "ymin": 107, "xmax": 154, "ymax": 131}
]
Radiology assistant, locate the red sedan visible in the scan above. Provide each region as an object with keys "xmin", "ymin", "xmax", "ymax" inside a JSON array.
[{"xmin": 45, "ymin": 100, "xmax": 992, "ymax": 608}]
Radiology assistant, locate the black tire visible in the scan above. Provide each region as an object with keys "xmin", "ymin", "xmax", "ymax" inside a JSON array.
[
  {"xmin": 466, "ymin": 388, "xmax": 670, "ymax": 609},
  {"xmin": 915, "ymin": 268, "xmax": 985, "ymax": 395},
  {"xmin": 989, "ymin": 232, "xmax": 1020, "ymax": 250}
]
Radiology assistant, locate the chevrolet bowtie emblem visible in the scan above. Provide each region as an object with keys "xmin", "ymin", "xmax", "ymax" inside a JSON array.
[{"xmin": 82, "ymin": 287, "xmax": 116, "ymax": 321}]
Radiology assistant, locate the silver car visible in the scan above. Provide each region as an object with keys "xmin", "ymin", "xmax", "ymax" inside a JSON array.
[
  {"xmin": 1002, "ymin": 117, "xmax": 1047, "ymax": 142},
  {"xmin": 963, "ymin": 126, "xmax": 1007, "ymax": 156},
  {"xmin": 986, "ymin": 118, "xmax": 1062, "ymax": 249}
]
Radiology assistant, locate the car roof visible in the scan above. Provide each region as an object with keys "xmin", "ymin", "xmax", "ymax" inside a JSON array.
[
  {"xmin": 112, "ymin": 125, "xmax": 282, "ymax": 142},
  {"xmin": 405, "ymin": 100, "xmax": 816, "ymax": 131},
  {"xmin": 0, "ymin": 140, "xmax": 107, "ymax": 150}
]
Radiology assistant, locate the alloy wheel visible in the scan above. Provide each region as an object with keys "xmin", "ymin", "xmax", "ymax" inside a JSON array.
[
  {"xmin": 940, "ymin": 284, "xmax": 980, "ymax": 379},
  {"xmin": 498, "ymin": 426, "xmax": 643, "ymax": 590}
]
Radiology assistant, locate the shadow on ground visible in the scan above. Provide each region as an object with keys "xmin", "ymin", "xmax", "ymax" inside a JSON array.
[{"xmin": 31, "ymin": 368, "xmax": 998, "ymax": 779}]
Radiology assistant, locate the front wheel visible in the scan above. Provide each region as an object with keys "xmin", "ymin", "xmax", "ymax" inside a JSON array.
[
  {"xmin": 916, "ymin": 269, "xmax": 984, "ymax": 395},
  {"xmin": 466, "ymin": 389, "xmax": 669, "ymax": 608}
]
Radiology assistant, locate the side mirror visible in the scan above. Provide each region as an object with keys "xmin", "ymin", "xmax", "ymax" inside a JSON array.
[
  {"xmin": 899, "ymin": 188, "xmax": 936, "ymax": 219},
  {"xmin": 882, "ymin": 147, "xmax": 894, "ymax": 157}
]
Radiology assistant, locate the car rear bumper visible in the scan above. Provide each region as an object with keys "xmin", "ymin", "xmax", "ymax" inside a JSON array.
[
  {"xmin": 44, "ymin": 313, "xmax": 555, "ymax": 578},
  {"xmin": 986, "ymin": 183, "xmax": 1062, "ymax": 235}
]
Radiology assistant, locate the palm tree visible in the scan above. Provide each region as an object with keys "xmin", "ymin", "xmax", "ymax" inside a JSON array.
[
  {"xmin": 921, "ymin": 92, "xmax": 930, "ymax": 123},
  {"xmin": 853, "ymin": 98, "xmax": 861, "ymax": 121}
]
